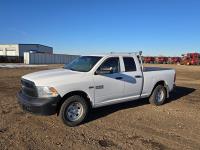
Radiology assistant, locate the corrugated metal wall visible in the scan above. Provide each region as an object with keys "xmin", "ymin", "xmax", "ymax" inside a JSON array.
[
  {"xmin": 19, "ymin": 44, "xmax": 53, "ymax": 56},
  {"xmin": 24, "ymin": 52, "xmax": 79, "ymax": 64}
]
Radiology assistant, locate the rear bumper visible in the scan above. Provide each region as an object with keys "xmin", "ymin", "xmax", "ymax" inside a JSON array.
[
  {"xmin": 173, "ymin": 84, "xmax": 176, "ymax": 90},
  {"xmin": 17, "ymin": 91, "xmax": 61, "ymax": 115},
  {"xmin": 170, "ymin": 84, "xmax": 176, "ymax": 92}
]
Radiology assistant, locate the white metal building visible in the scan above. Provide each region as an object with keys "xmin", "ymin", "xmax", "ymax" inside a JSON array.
[
  {"xmin": 0, "ymin": 44, "xmax": 53, "ymax": 57},
  {"xmin": 24, "ymin": 52, "xmax": 78, "ymax": 64}
]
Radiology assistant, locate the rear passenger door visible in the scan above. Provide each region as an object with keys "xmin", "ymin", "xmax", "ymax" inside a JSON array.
[{"xmin": 122, "ymin": 56, "xmax": 143, "ymax": 98}]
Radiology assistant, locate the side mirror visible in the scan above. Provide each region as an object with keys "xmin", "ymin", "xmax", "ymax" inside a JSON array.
[{"xmin": 95, "ymin": 67, "xmax": 113, "ymax": 75}]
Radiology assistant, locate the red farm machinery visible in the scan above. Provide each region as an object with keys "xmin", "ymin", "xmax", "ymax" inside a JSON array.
[
  {"xmin": 181, "ymin": 53, "xmax": 200, "ymax": 65},
  {"xmin": 168, "ymin": 57, "xmax": 181, "ymax": 64},
  {"xmin": 143, "ymin": 56, "xmax": 155, "ymax": 64},
  {"xmin": 155, "ymin": 56, "xmax": 169, "ymax": 64}
]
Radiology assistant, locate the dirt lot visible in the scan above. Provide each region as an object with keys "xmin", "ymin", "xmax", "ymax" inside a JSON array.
[{"xmin": 0, "ymin": 64, "xmax": 200, "ymax": 150}]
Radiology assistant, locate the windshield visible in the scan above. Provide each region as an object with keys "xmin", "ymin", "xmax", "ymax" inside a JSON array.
[{"xmin": 64, "ymin": 56, "xmax": 102, "ymax": 72}]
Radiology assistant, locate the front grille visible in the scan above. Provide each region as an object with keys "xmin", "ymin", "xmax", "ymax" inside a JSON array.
[{"xmin": 21, "ymin": 79, "xmax": 38, "ymax": 97}]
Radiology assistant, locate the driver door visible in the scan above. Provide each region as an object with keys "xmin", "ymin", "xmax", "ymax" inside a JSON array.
[{"xmin": 93, "ymin": 57, "xmax": 124, "ymax": 106}]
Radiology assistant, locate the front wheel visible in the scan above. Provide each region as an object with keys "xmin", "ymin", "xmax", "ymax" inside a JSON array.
[
  {"xmin": 59, "ymin": 95, "xmax": 89, "ymax": 127},
  {"xmin": 149, "ymin": 85, "xmax": 167, "ymax": 106}
]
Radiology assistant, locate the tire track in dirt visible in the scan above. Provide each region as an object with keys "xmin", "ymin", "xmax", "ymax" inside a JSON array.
[{"xmin": 132, "ymin": 122, "xmax": 200, "ymax": 149}]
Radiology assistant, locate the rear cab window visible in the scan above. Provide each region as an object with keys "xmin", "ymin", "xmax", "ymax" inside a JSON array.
[{"xmin": 123, "ymin": 57, "xmax": 137, "ymax": 72}]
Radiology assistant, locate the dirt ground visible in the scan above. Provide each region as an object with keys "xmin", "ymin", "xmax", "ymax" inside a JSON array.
[{"xmin": 0, "ymin": 64, "xmax": 200, "ymax": 150}]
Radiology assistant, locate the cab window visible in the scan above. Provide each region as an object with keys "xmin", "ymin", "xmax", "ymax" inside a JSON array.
[{"xmin": 123, "ymin": 57, "xmax": 136, "ymax": 72}]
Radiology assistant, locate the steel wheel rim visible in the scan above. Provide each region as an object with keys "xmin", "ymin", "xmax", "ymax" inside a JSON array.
[
  {"xmin": 66, "ymin": 102, "xmax": 83, "ymax": 122},
  {"xmin": 156, "ymin": 89, "xmax": 164, "ymax": 103}
]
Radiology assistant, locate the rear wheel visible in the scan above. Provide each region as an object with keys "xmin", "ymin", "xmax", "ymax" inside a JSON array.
[
  {"xmin": 59, "ymin": 95, "xmax": 89, "ymax": 127},
  {"xmin": 149, "ymin": 85, "xmax": 167, "ymax": 106}
]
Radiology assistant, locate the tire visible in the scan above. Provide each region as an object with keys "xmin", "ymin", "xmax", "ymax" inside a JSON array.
[
  {"xmin": 59, "ymin": 95, "xmax": 89, "ymax": 127},
  {"xmin": 149, "ymin": 85, "xmax": 167, "ymax": 106}
]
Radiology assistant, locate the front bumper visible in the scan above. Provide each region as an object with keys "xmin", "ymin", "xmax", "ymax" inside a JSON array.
[{"xmin": 17, "ymin": 91, "xmax": 61, "ymax": 115}]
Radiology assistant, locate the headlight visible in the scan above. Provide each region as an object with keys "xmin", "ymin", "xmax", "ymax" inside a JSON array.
[{"xmin": 37, "ymin": 86, "xmax": 58, "ymax": 98}]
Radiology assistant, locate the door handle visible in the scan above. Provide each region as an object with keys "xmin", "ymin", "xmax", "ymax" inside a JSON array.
[
  {"xmin": 115, "ymin": 77, "xmax": 123, "ymax": 80},
  {"xmin": 135, "ymin": 75, "xmax": 142, "ymax": 78}
]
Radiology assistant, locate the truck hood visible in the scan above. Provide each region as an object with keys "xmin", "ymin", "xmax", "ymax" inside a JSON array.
[{"xmin": 22, "ymin": 68, "xmax": 85, "ymax": 86}]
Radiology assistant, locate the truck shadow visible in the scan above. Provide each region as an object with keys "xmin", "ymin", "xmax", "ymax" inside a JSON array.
[
  {"xmin": 84, "ymin": 86, "xmax": 195, "ymax": 124},
  {"xmin": 168, "ymin": 86, "xmax": 196, "ymax": 102}
]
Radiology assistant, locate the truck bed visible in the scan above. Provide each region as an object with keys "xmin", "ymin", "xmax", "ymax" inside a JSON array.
[
  {"xmin": 141, "ymin": 67, "xmax": 175, "ymax": 98},
  {"xmin": 143, "ymin": 67, "xmax": 173, "ymax": 72}
]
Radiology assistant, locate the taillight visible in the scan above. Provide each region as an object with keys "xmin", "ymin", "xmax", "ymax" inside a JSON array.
[{"xmin": 174, "ymin": 73, "xmax": 176, "ymax": 83}]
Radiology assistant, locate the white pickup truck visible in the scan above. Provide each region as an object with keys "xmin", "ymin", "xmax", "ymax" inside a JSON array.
[{"xmin": 17, "ymin": 52, "xmax": 176, "ymax": 126}]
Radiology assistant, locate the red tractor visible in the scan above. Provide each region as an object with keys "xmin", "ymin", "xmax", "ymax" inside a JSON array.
[
  {"xmin": 169, "ymin": 57, "xmax": 181, "ymax": 64},
  {"xmin": 181, "ymin": 54, "xmax": 190, "ymax": 65},
  {"xmin": 181, "ymin": 53, "xmax": 200, "ymax": 65},
  {"xmin": 188, "ymin": 53, "xmax": 200, "ymax": 65},
  {"xmin": 143, "ymin": 57, "xmax": 155, "ymax": 64},
  {"xmin": 155, "ymin": 57, "xmax": 169, "ymax": 64}
]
